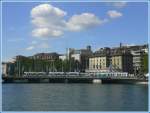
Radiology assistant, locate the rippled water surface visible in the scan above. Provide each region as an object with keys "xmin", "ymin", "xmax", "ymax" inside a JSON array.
[{"xmin": 3, "ymin": 83, "xmax": 148, "ymax": 111}]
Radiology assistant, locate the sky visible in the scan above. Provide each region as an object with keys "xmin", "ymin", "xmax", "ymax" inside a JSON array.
[{"xmin": 2, "ymin": 2, "xmax": 148, "ymax": 61}]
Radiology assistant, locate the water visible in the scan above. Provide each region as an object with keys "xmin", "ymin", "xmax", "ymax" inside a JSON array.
[{"xmin": 2, "ymin": 83, "xmax": 148, "ymax": 111}]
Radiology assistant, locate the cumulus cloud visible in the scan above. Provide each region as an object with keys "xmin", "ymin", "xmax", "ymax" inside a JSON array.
[
  {"xmin": 31, "ymin": 4, "xmax": 67, "ymax": 18},
  {"xmin": 26, "ymin": 46, "xmax": 35, "ymax": 50},
  {"xmin": 31, "ymin": 4, "xmax": 106, "ymax": 38},
  {"xmin": 32, "ymin": 28, "xmax": 63, "ymax": 37},
  {"xmin": 31, "ymin": 4, "xmax": 122, "ymax": 39},
  {"xmin": 67, "ymin": 13, "xmax": 104, "ymax": 31},
  {"xmin": 31, "ymin": 4, "xmax": 67, "ymax": 38},
  {"xmin": 107, "ymin": 10, "xmax": 122, "ymax": 19}
]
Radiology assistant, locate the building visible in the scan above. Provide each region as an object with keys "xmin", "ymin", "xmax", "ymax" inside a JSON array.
[
  {"xmin": 2, "ymin": 62, "xmax": 7, "ymax": 76},
  {"xmin": 121, "ymin": 44, "xmax": 148, "ymax": 75},
  {"xmin": 59, "ymin": 54, "xmax": 67, "ymax": 61},
  {"xmin": 142, "ymin": 53, "xmax": 148, "ymax": 74},
  {"xmin": 131, "ymin": 49, "xmax": 148, "ymax": 75},
  {"xmin": 111, "ymin": 52, "xmax": 133, "ymax": 74},
  {"xmin": 88, "ymin": 45, "xmax": 134, "ymax": 74},
  {"xmin": 109, "ymin": 44, "xmax": 133, "ymax": 73},
  {"xmin": 110, "ymin": 43, "xmax": 148, "ymax": 74},
  {"xmin": 31, "ymin": 52, "xmax": 59, "ymax": 61},
  {"xmin": 89, "ymin": 47, "xmax": 111, "ymax": 72},
  {"xmin": 131, "ymin": 50, "xmax": 143, "ymax": 74},
  {"xmin": 2, "ymin": 62, "xmax": 15, "ymax": 77},
  {"xmin": 16, "ymin": 55, "xmax": 28, "ymax": 60},
  {"xmin": 89, "ymin": 56, "xmax": 110, "ymax": 72},
  {"xmin": 68, "ymin": 45, "xmax": 93, "ymax": 72}
]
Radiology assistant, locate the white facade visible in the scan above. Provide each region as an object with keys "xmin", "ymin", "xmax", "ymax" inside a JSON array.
[
  {"xmin": 59, "ymin": 55, "xmax": 67, "ymax": 61},
  {"xmin": 89, "ymin": 56, "xmax": 107, "ymax": 70},
  {"xmin": 131, "ymin": 50, "xmax": 142, "ymax": 72},
  {"xmin": 2, "ymin": 63, "xmax": 7, "ymax": 76},
  {"xmin": 71, "ymin": 54, "xmax": 80, "ymax": 61}
]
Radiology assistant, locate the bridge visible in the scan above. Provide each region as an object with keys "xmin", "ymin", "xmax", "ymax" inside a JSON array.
[{"xmin": 2, "ymin": 75, "xmax": 147, "ymax": 84}]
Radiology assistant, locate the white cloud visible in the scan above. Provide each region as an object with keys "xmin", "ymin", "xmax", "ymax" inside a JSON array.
[
  {"xmin": 31, "ymin": 4, "xmax": 67, "ymax": 38},
  {"xmin": 31, "ymin": 4, "xmax": 105, "ymax": 38},
  {"xmin": 109, "ymin": 2, "xmax": 127, "ymax": 8},
  {"xmin": 67, "ymin": 13, "xmax": 104, "ymax": 31},
  {"xmin": 26, "ymin": 46, "xmax": 35, "ymax": 50},
  {"xmin": 124, "ymin": 43, "xmax": 135, "ymax": 47},
  {"xmin": 107, "ymin": 10, "xmax": 122, "ymax": 19},
  {"xmin": 6, "ymin": 58, "xmax": 16, "ymax": 63},
  {"xmin": 32, "ymin": 28, "xmax": 63, "ymax": 37},
  {"xmin": 26, "ymin": 41, "xmax": 49, "ymax": 50},
  {"xmin": 31, "ymin": 4, "xmax": 122, "ymax": 39},
  {"xmin": 31, "ymin": 4, "xmax": 67, "ymax": 18}
]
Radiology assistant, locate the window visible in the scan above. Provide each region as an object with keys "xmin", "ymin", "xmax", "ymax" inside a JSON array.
[{"xmin": 93, "ymin": 65, "xmax": 95, "ymax": 68}]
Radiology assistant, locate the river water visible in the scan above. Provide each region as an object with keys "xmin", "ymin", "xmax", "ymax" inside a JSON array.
[{"xmin": 2, "ymin": 83, "xmax": 148, "ymax": 111}]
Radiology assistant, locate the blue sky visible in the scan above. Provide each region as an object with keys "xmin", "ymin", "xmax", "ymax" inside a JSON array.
[{"xmin": 2, "ymin": 2, "xmax": 148, "ymax": 61}]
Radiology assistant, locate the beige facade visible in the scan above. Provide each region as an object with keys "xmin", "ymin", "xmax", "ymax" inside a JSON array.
[
  {"xmin": 89, "ymin": 56, "xmax": 108, "ymax": 70},
  {"xmin": 111, "ymin": 56, "xmax": 122, "ymax": 70},
  {"xmin": 111, "ymin": 54, "xmax": 133, "ymax": 73},
  {"xmin": 89, "ymin": 53, "xmax": 133, "ymax": 73},
  {"xmin": 59, "ymin": 54, "xmax": 67, "ymax": 61}
]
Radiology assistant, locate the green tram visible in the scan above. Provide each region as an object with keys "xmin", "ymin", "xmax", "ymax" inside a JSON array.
[{"xmin": 93, "ymin": 72, "xmax": 128, "ymax": 78}]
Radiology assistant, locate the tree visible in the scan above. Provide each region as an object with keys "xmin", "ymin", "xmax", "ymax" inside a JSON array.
[
  {"xmin": 13, "ymin": 57, "xmax": 81, "ymax": 76},
  {"xmin": 142, "ymin": 53, "xmax": 148, "ymax": 74}
]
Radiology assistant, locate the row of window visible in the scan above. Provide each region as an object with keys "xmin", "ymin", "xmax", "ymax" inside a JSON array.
[
  {"xmin": 91, "ymin": 65, "xmax": 105, "ymax": 69},
  {"xmin": 34, "ymin": 56, "xmax": 57, "ymax": 59},
  {"xmin": 90, "ymin": 59, "xmax": 106, "ymax": 62}
]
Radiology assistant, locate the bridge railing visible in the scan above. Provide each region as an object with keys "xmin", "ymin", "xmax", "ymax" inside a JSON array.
[{"xmin": 4, "ymin": 72, "xmax": 138, "ymax": 79}]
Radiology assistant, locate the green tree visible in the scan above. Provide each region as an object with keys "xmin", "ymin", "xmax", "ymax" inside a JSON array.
[
  {"xmin": 142, "ymin": 53, "xmax": 148, "ymax": 74},
  {"xmin": 13, "ymin": 57, "xmax": 81, "ymax": 76}
]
